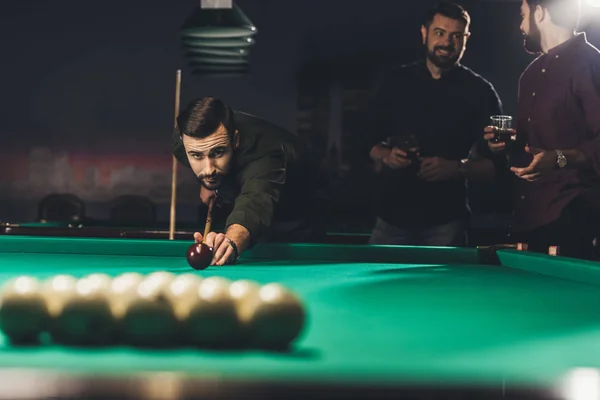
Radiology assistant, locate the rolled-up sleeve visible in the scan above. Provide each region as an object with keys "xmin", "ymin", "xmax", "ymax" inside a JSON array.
[
  {"xmin": 225, "ymin": 146, "xmax": 287, "ymax": 243},
  {"xmin": 575, "ymin": 60, "xmax": 600, "ymax": 175}
]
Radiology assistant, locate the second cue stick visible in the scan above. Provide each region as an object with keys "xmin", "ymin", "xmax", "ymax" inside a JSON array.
[
  {"xmin": 169, "ymin": 69, "xmax": 182, "ymax": 240},
  {"xmin": 203, "ymin": 196, "xmax": 215, "ymax": 242}
]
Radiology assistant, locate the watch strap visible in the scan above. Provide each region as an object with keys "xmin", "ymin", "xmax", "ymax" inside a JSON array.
[{"xmin": 226, "ymin": 237, "xmax": 239, "ymax": 264}]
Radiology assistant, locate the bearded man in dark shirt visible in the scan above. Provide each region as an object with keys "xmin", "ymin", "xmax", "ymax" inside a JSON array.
[
  {"xmin": 368, "ymin": 2, "xmax": 503, "ymax": 247},
  {"xmin": 484, "ymin": 0, "xmax": 600, "ymax": 259}
]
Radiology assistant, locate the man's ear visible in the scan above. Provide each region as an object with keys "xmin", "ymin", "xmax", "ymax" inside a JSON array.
[
  {"xmin": 421, "ymin": 25, "xmax": 427, "ymax": 45},
  {"xmin": 534, "ymin": 5, "xmax": 546, "ymax": 24}
]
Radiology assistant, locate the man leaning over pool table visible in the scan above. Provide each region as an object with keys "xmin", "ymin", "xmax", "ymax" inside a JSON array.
[{"xmin": 173, "ymin": 96, "xmax": 323, "ymax": 266}]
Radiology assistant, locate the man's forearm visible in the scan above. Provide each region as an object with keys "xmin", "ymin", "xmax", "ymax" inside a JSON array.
[
  {"xmin": 562, "ymin": 148, "xmax": 592, "ymax": 169},
  {"xmin": 225, "ymin": 223, "xmax": 251, "ymax": 255}
]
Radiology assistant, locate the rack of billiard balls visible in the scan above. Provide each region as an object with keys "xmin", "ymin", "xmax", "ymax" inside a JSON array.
[{"xmin": 0, "ymin": 272, "xmax": 306, "ymax": 349}]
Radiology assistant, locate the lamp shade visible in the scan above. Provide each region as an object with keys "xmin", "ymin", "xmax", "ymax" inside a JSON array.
[
  {"xmin": 181, "ymin": 36, "xmax": 255, "ymax": 48},
  {"xmin": 180, "ymin": 3, "xmax": 257, "ymax": 39},
  {"xmin": 180, "ymin": 2, "xmax": 256, "ymax": 77}
]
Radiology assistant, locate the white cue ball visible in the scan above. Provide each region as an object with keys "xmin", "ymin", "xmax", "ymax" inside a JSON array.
[
  {"xmin": 248, "ymin": 283, "xmax": 306, "ymax": 349},
  {"xmin": 56, "ymin": 276, "xmax": 115, "ymax": 346},
  {"xmin": 122, "ymin": 273, "xmax": 178, "ymax": 347},
  {"xmin": 163, "ymin": 274, "xmax": 203, "ymax": 321},
  {"xmin": 187, "ymin": 277, "xmax": 239, "ymax": 347},
  {"xmin": 0, "ymin": 276, "xmax": 49, "ymax": 344}
]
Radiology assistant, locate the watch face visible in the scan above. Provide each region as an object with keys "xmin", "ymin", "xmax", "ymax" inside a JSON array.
[{"xmin": 557, "ymin": 155, "xmax": 567, "ymax": 168}]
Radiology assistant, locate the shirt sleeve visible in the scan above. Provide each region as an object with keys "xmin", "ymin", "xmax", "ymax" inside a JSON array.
[
  {"xmin": 574, "ymin": 60, "xmax": 600, "ymax": 175},
  {"xmin": 225, "ymin": 146, "xmax": 287, "ymax": 244},
  {"xmin": 367, "ymin": 69, "xmax": 398, "ymax": 144},
  {"xmin": 470, "ymin": 81, "xmax": 503, "ymax": 159}
]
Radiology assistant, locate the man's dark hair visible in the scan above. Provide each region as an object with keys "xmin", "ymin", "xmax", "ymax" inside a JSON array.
[
  {"xmin": 526, "ymin": 0, "xmax": 580, "ymax": 30},
  {"xmin": 424, "ymin": 2, "xmax": 471, "ymax": 29},
  {"xmin": 177, "ymin": 96, "xmax": 236, "ymax": 140}
]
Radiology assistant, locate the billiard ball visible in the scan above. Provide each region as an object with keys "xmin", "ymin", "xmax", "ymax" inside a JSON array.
[
  {"xmin": 114, "ymin": 272, "xmax": 145, "ymax": 284},
  {"xmin": 42, "ymin": 274, "xmax": 78, "ymax": 318},
  {"xmin": 122, "ymin": 273, "xmax": 178, "ymax": 347},
  {"xmin": 108, "ymin": 272, "xmax": 145, "ymax": 319},
  {"xmin": 0, "ymin": 276, "xmax": 49, "ymax": 344},
  {"xmin": 187, "ymin": 277, "xmax": 239, "ymax": 347},
  {"xmin": 246, "ymin": 283, "xmax": 306, "ymax": 349},
  {"xmin": 144, "ymin": 271, "xmax": 176, "ymax": 285},
  {"xmin": 186, "ymin": 243, "xmax": 213, "ymax": 270},
  {"xmin": 229, "ymin": 280, "xmax": 261, "ymax": 342},
  {"xmin": 163, "ymin": 274, "xmax": 203, "ymax": 321},
  {"xmin": 56, "ymin": 276, "xmax": 115, "ymax": 345},
  {"xmin": 230, "ymin": 280, "xmax": 261, "ymax": 308},
  {"xmin": 42, "ymin": 275, "xmax": 78, "ymax": 340},
  {"xmin": 82, "ymin": 273, "xmax": 113, "ymax": 289}
]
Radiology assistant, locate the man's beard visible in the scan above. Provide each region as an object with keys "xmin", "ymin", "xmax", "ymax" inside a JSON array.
[
  {"xmin": 523, "ymin": 14, "xmax": 542, "ymax": 54},
  {"xmin": 197, "ymin": 173, "xmax": 224, "ymax": 190},
  {"xmin": 426, "ymin": 43, "xmax": 459, "ymax": 70}
]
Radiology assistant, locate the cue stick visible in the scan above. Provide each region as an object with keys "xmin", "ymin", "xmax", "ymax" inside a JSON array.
[
  {"xmin": 203, "ymin": 196, "xmax": 215, "ymax": 242},
  {"xmin": 169, "ymin": 69, "xmax": 182, "ymax": 240}
]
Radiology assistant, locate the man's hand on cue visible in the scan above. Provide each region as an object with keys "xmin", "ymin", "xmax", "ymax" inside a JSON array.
[{"xmin": 193, "ymin": 231, "xmax": 236, "ymax": 266}]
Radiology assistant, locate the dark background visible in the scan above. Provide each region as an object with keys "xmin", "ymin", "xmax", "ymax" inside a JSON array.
[{"xmin": 0, "ymin": 0, "xmax": 598, "ymax": 229}]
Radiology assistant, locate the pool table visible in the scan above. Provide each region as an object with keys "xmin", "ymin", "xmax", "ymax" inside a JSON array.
[
  {"xmin": 1, "ymin": 221, "xmax": 371, "ymax": 244},
  {"xmin": 0, "ymin": 235, "xmax": 599, "ymax": 399}
]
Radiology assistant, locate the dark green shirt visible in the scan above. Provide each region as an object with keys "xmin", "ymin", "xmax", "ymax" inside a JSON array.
[{"xmin": 173, "ymin": 111, "xmax": 316, "ymax": 244}]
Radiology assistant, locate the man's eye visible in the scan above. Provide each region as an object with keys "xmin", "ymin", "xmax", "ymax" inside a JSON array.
[{"xmin": 191, "ymin": 154, "xmax": 203, "ymax": 159}]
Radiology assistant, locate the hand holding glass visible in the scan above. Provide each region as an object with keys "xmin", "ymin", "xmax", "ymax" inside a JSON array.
[
  {"xmin": 394, "ymin": 134, "xmax": 420, "ymax": 165},
  {"xmin": 489, "ymin": 115, "xmax": 515, "ymax": 144}
]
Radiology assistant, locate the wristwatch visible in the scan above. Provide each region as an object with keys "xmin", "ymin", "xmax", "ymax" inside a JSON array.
[
  {"xmin": 555, "ymin": 150, "xmax": 567, "ymax": 169},
  {"xmin": 226, "ymin": 237, "xmax": 240, "ymax": 264}
]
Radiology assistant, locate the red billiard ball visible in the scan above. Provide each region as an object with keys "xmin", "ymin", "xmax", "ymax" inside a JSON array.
[{"xmin": 186, "ymin": 243, "xmax": 213, "ymax": 270}]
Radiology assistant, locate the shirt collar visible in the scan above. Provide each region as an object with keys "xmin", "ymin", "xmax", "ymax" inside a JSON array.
[
  {"xmin": 420, "ymin": 60, "xmax": 462, "ymax": 80},
  {"xmin": 546, "ymin": 32, "xmax": 587, "ymax": 57}
]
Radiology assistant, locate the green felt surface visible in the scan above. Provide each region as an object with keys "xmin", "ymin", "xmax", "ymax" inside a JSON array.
[
  {"xmin": 1, "ymin": 236, "xmax": 600, "ymax": 389},
  {"xmin": 18, "ymin": 222, "xmax": 69, "ymax": 228}
]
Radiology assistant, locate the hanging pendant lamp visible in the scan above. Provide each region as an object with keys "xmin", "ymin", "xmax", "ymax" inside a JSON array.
[{"xmin": 180, "ymin": 0, "xmax": 257, "ymax": 77}]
